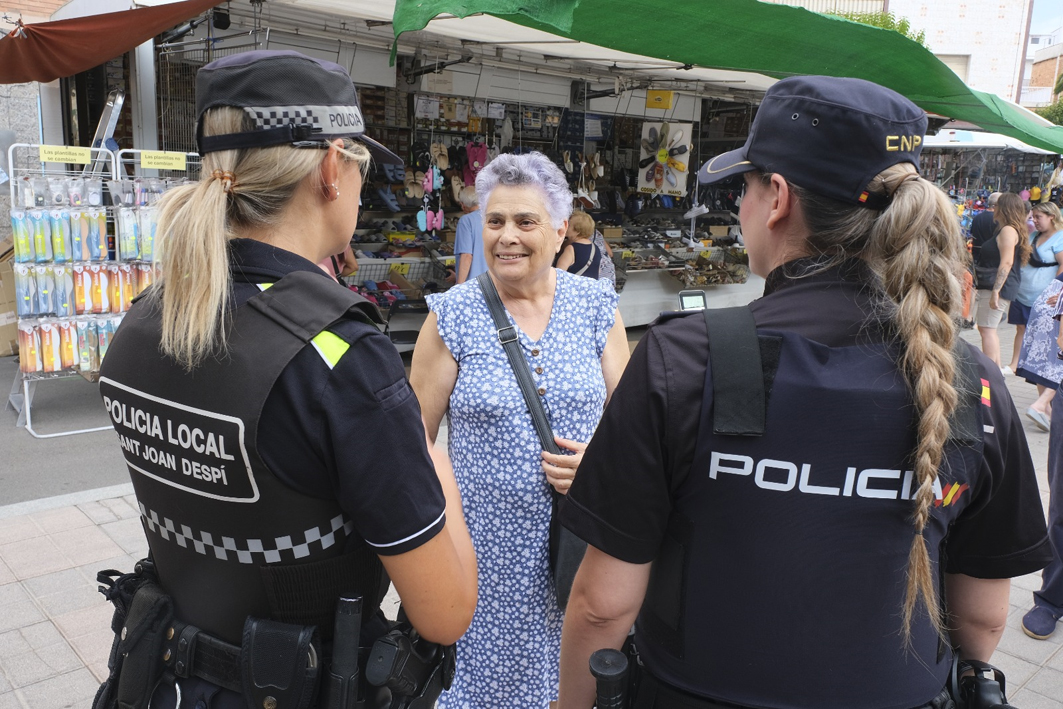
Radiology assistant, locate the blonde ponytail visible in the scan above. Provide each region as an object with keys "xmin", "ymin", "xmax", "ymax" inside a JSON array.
[
  {"xmin": 774, "ymin": 163, "xmax": 967, "ymax": 644},
  {"xmin": 865, "ymin": 164, "xmax": 966, "ymax": 644},
  {"xmin": 154, "ymin": 108, "xmax": 371, "ymax": 369}
]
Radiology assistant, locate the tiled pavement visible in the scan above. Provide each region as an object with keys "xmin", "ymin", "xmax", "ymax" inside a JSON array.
[{"xmin": 0, "ymin": 325, "xmax": 1060, "ymax": 708}]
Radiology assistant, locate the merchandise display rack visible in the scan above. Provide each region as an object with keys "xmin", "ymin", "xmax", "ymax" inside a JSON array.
[
  {"xmin": 6, "ymin": 145, "xmax": 192, "ymax": 438},
  {"xmin": 7, "ymin": 143, "xmax": 118, "ymax": 437}
]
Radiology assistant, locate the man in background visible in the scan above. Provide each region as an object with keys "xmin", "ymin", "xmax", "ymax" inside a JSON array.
[
  {"xmin": 455, "ymin": 186, "xmax": 487, "ymax": 284},
  {"xmin": 970, "ymin": 191, "xmax": 1001, "ymax": 262}
]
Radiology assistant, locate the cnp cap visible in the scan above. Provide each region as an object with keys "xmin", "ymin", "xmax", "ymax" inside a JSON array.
[
  {"xmin": 698, "ymin": 76, "xmax": 926, "ymax": 208},
  {"xmin": 194, "ymin": 50, "xmax": 402, "ymax": 165}
]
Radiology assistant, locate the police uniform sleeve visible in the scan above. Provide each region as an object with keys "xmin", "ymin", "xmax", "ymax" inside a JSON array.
[
  {"xmin": 562, "ymin": 324, "xmax": 681, "ymax": 564},
  {"xmin": 943, "ymin": 356, "xmax": 1051, "ymax": 578},
  {"xmin": 259, "ymin": 321, "xmax": 446, "ymax": 557}
]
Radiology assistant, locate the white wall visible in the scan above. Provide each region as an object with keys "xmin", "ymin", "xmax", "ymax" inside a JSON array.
[{"xmin": 889, "ymin": 0, "xmax": 1030, "ymax": 102}]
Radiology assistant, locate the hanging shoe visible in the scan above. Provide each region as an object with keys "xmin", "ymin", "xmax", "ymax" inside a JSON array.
[
  {"xmin": 563, "ymin": 150, "xmax": 573, "ymax": 174},
  {"xmin": 668, "ymin": 144, "xmax": 689, "ymax": 157},
  {"xmin": 667, "ymin": 157, "xmax": 687, "ymax": 172},
  {"xmin": 416, "ymin": 209, "xmax": 428, "ymax": 231},
  {"xmin": 451, "ymin": 175, "xmax": 464, "ymax": 203},
  {"xmin": 376, "ymin": 186, "xmax": 400, "ymax": 212},
  {"xmin": 658, "ymin": 123, "xmax": 670, "ymax": 148},
  {"xmin": 664, "ymin": 168, "xmax": 677, "ymax": 188},
  {"xmin": 668, "ymin": 129, "xmax": 684, "ymax": 149}
]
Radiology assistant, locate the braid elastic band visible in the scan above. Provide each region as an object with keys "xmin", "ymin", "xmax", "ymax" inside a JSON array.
[
  {"xmin": 890, "ymin": 173, "xmax": 921, "ymax": 197},
  {"xmin": 210, "ymin": 170, "xmax": 238, "ymax": 194}
]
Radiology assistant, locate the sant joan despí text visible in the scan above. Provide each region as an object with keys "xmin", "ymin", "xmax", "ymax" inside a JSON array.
[{"xmin": 104, "ymin": 396, "xmax": 236, "ymax": 485}]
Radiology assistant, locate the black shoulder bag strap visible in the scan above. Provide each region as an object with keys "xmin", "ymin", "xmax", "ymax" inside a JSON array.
[
  {"xmin": 1028, "ymin": 234, "xmax": 1059, "ymax": 269},
  {"xmin": 476, "ymin": 272, "xmax": 584, "ymax": 610},
  {"xmin": 477, "ymin": 272, "xmax": 561, "ymax": 454},
  {"xmin": 703, "ymin": 305, "xmax": 767, "ymax": 436}
]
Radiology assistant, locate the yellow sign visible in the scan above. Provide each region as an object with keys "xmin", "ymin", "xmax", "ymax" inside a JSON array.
[
  {"xmin": 443, "ymin": 257, "xmax": 455, "ymax": 266},
  {"xmin": 141, "ymin": 151, "xmax": 188, "ymax": 171},
  {"xmin": 646, "ymin": 90, "xmax": 675, "ymax": 110},
  {"xmin": 622, "ymin": 250, "xmax": 635, "ymax": 259},
  {"xmin": 390, "ymin": 263, "xmax": 411, "ymax": 276},
  {"xmin": 38, "ymin": 145, "xmax": 91, "ymax": 164}
]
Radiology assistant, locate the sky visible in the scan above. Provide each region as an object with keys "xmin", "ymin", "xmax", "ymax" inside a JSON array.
[{"xmin": 1033, "ymin": 0, "xmax": 1063, "ymax": 35}]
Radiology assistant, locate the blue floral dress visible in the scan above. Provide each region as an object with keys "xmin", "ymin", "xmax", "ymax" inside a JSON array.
[
  {"xmin": 427, "ymin": 270, "xmax": 619, "ymax": 709},
  {"xmin": 1017, "ymin": 274, "xmax": 1063, "ymax": 388}
]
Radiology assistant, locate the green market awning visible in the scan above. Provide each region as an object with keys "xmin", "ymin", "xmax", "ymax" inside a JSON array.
[{"xmin": 392, "ymin": 0, "xmax": 1063, "ymax": 154}]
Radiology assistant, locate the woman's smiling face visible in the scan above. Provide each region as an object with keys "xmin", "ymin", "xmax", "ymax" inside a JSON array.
[{"xmin": 483, "ymin": 185, "xmax": 566, "ymax": 284}]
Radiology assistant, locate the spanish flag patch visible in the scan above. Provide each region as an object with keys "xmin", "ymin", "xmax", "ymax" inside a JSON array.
[{"xmin": 980, "ymin": 378, "xmax": 991, "ymax": 407}]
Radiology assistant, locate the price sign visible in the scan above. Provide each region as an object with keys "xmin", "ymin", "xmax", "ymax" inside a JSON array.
[
  {"xmin": 141, "ymin": 151, "xmax": 187, "ymax": 171},
  {"xmin": 390, "ymin": 263, "xmax": 411, "ymax": 276},
  {"xmin": 443, "ymin": 257, "xmax": 455, "ymax": 266},
  {"xmin": 39, "ymin": 145, "xmax": 91, "ymax": 164},
  {"xmin": 622, "ymin": 250, "xmax": 635, "ymax": 259}
]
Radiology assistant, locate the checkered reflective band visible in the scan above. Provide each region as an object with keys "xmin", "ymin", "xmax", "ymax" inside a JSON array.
[
  {"xmin": 139, "ymin": 502, "xmax": 354, "ymax": 564},
  {"xmin": 245, "ymin": 104, "xmax": 364, "ymax": 135}
]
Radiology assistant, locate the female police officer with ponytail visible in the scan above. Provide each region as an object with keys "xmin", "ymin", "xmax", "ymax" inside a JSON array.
[
  {"xmin": 96, "ymin": 51, "xmax": 476, "ymax": 709},
  {"xmin": 557, "ymin": 76, "xmax": 1051, "ymax": 709}
]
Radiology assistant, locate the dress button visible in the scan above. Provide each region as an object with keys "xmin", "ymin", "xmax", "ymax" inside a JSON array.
[
  {"xmin": 537, "ymin": 387, "xmax": 546, "ymax": 395},
  {"xmin": 535, "ymin": 366, "xmax": 543, "ymax": 374},
  {"xmin": 531, "ymin": 349, "xmax": 540, "ymax": 356}
]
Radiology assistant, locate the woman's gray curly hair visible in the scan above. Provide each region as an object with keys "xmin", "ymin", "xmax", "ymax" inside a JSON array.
[{"xmin": 474, "ymin": 152, "xmax": 573, "ymax": 229}]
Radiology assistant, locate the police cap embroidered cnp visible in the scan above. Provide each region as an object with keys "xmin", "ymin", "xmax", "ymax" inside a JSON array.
[
  {"xmin": 698, "ymin": 75, "xmax": 927, "ymax": 208},
  {"xmin": 194, "ymin": 50, "xmax": 402, "ymax": 165}
]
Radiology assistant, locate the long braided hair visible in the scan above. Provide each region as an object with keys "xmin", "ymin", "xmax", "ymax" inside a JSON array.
[{"xmin": 761, "ymin": 163, "xmax": 966, "ymax": 643}]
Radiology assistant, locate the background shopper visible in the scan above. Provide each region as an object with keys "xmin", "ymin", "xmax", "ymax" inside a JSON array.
[
  {"xmin": 1009, "ymin": 202, "xmax": 1063, "ymax": 374},
  {"xmin": 411, "ymin": 152, "xmax": 629, "ymax": 709},
  {"xmin": 455, "ymin": 186, "xmax": 488, "ymax": 284},
  {"xmin": 1022, "ymin": 290, "xmax": 1063, "ymax": 640},
  {"xmin": 557, "ymin": 211, "xmax": 603, "ymax": 279},
  {"xmin": 556, "ymin": 76, "xmax": 1049, "ymax": 709},
  {"xmin": 975, "ymin": 192, "xmax": 1029, "ymax": 368}
]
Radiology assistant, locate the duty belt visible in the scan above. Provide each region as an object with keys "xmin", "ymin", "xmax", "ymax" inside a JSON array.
[
  {"xmin": 166, "ymin": 621, "xmax": 243, "ymax": 693},
  {"xmin": 634, "ymin": 670, "xmax": 955, "ymax": 709}
]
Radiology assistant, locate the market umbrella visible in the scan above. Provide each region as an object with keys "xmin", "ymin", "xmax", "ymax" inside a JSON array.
[
  {"xmin": 391, "ymin": 0, "xmax": 1063, "ymax": 154},
  {"xmin": 0, "ymin": 0, "xmax": 224, "ymax": 84}
]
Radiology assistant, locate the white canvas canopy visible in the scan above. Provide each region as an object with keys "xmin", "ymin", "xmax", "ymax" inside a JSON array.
[{"xmin": 924, "ymin": 129, "xmax": 1056, "ymax": 155}]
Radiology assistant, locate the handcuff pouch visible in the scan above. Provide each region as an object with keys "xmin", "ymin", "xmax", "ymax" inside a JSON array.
[
  {"xmin": 113, "ymin": 578, "xmax": 174, "ymax": 709},
  {"xmin": 239, "ymin": 617, "xmax": 320, "ymax": 709}
]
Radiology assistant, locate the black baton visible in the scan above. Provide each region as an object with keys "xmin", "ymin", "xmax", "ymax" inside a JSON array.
[
  {"xmin": 325, "ymin": 596, "xmax": 363, "ymax": 709},
  {"xmin": 590, "ymin": 648, "xmax": 629, "ymax": 709}
]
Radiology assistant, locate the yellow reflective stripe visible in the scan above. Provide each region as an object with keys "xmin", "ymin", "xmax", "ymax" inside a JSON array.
[
  {"xmin": 257, "ymin": 282, "xmax": 274, "ymax": 291},
  {"xmin": 311, "ymin": 330, "xmax": 349, "ymax": 370}
]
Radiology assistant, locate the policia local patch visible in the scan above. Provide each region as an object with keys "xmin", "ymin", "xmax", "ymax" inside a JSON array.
[{"xmin": 99, "ymin": 377, "xmax": 257, "ymax": 502}]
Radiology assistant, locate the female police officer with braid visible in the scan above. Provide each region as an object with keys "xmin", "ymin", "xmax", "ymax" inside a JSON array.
[
  {"xmin": 96, "ymin": 51, "xmax": 476, "ymax": 709},
  {"xmin": 557, "ymin": 76, "xmax": 1051, "ymax": 709}
]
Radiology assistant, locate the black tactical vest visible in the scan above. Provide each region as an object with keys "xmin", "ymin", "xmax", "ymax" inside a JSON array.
[
  {"xmin": 637, "ymin": 307, "xmax": 985, "ymax": 709},
  {"xmin": 99, "ymin": 272, "xmax": 386, "ymax": 645}
]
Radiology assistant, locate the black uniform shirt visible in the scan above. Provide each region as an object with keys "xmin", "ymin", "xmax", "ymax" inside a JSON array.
[
  {"xmin": 563, "ymin": 258, "xmax": 1051, "ymax": 575},
  {"xmin": 230, "ymin": 238, "xmax": 446, "ymax": 556}
]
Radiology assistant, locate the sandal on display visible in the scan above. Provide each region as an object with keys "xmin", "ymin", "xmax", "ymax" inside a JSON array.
[
  {"xmin": 668, "ymin": 144, "xmax": 689, "ymax": 157},
  {"xmin": 416, "ymin": 209, "xmax": 428, "ymax": 231},
  {"xmin": 563, "ymin": 151, "xmax": 573, "ymax": 174},
  {"xmin": 451, "ymin": 175, "xmax": 464, "ymax": 203},
  {"xmin": 376, "ymin": 186, "xmax": 400, "ymax": 212},
  {"xmin": 639, "ymin": 154, "xmax": 657, "ymax": 169},
  {"xmin": 667, "ymin": 157, "xmax": 687, "ymax": 172},
  {"xmin": 668, "ymin": 129, "xmax": 684, "ymax": 149}
]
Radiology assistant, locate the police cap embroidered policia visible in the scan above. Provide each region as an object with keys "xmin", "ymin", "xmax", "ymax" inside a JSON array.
[
  {"xmin": 194, "ymin": 49, "xmax": 402, "ymax": 164},
  {"xmin": 699, "ymin": 75, "xmax": 926, "ymax": 209}
]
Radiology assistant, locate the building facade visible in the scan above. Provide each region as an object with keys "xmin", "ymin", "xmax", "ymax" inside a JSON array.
[{"xmin": 766, "ymin": 0, "xmax": 1032, "ymax": 103}]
